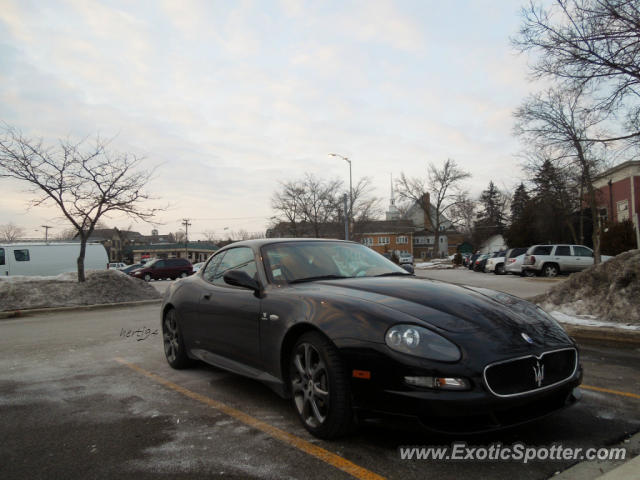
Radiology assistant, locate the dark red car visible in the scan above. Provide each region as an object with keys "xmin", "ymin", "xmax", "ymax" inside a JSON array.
[{"xmin": 130, "ymin": 258, "xmax": 192, "ymax": 281}]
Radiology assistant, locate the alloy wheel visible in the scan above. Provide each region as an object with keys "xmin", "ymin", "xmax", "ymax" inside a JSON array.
[
  {"xmin": 291, "ymin": 342, "xmax": 330, "ymax": 428},
  {"xmin": 163, "ymin": 310, "xmax": 180, "ymax": 364}
]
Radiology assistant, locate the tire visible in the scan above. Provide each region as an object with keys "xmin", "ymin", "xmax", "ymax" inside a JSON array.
[
  {"xmin": 162, "ymin": 308, "xmax": 193, "ymax": 369},
  {"xmin": 144, "ymin": 274, "xmax": 151, "ymax": 282},
  {"xmin": 180, "ymin": 272, "xmax": 188, "ymax": 278},
  {"xmin": 289, "ymin": 332, "xmax": 354, "ymax": 439},
  {"xmin": 495, "ymin": 263, "xmax": 505, "ymax": 275},
  {"xmin": 524, "ymin": 270, "xmax": 537, "ymax": 277},
  {"xmin": 543, "ymin": 263, "xmax": 559, "ymax": 278}
]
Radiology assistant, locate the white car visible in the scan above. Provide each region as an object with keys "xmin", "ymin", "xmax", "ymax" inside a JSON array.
[
  {"xmin": 398, "ymin": 253, "xmax": 413, "ymax": 265},
  {"xmin": 484, "ymin": 251, "xmax": 506, "ymax": 274},
  {"xmin": 505, "ymin": 254, "xmax": 526, "ymax": 275},
  {"xmin": 192, "ymin": 262, "xmax": 205, "ymax": 273}
]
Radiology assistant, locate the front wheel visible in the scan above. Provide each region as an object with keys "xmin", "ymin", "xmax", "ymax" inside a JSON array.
[
  {"xmin": 144, "ymin": 273, "xmax": 151, "ymax": 282},
  {"xmin": 180, "ymin": 272, "xmax": 188, "ymax": 278},
  {"xmin": 162, "ymin": 309, "xmax": 193, "ymax": 369},
  {"xmin": 289, "ymin": 332, "xmax": 353, "ymax": 439},
  {"xmin": 495, "ymin": 264, "xmax": 505, "ymax": 275}
]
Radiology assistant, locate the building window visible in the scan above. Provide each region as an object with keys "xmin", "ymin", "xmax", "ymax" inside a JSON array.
[
  {"xmin": 414, "ymin": 236, "xmax": 427, "ymax": 245},
  {"xmin": 396, "ymin": 236, "xmax": 408, "ymax": 244},
  {"xmin": 378, "ymin": 237, "xmax": 390, "ymax": 245},
  {"xmin": 617, "ymin": 200, "xmax": 629, "ymax": 221},
  {"xmin": 362, "ymin": 237, "xmax": 373, "ymax": 246},
  {"xmin": 440, "ymin": 237, "xmax": 444, "ymax": 243},
  {"xmin": 598, "ymin": 208, "xmax": 608, "ymax": 226}
]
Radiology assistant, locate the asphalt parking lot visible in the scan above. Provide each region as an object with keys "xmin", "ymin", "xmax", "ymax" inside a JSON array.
[
  {"xmin": 1, "ymin": 303, "xmax": 638, "ymax": 479},
  {"xmin": 414, "ymin": 267, "xmax": 564, "ymax": 299}
]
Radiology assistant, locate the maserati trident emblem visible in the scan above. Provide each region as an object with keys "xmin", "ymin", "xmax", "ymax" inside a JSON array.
[
  {"xmin": 532, "ymin": 360, "xmax": 545, "ymax": 387},
  {"xmin": 521, "ymin": 332, "xmax": 534, "ymax": 344}
]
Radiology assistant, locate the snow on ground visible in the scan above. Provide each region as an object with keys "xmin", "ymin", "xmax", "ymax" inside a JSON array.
[
  {"xmin": 533, "ymin": 249, "xmax": 640, "ymax": 326},
  {"xmin": 548, "ymin": 310, "xmax": 640, "ymax": 331},
  {"xmin": 0, "ymin": 270, "xmax": 161, "ymax": 312},
  {"xmin": 415, "ymin": 259, "xmax": 454, "ymax": 269}
]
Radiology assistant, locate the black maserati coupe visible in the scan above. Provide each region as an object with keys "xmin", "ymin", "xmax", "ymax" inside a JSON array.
[{"xmin": 161, "ymin": 239, "xmax": 582, "ymax": 439}]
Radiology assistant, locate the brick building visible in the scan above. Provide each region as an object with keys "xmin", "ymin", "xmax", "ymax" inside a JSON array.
[{"xmin": 592, "ymin": 160, "xmax": 640, "ymax": 248}]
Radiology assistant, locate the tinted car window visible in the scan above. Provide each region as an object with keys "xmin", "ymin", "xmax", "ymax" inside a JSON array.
[
  {"xmin": 14, "ymin": 249, "xmax": 30, "ymax": 262},
  {"xmin": 213, "ymin": 247, "xmax": 256, "ymax": 287},
  {"xmin": 573, "ymin": 246, "xmax": 593, "ymax": 257},
  {"xmin": 555, "ymin": 246, "xmax": 571, "ymax": 256},
  {"xmin": 203, "ymin": 252, "xmax": 225, "ymax": 283},
  {"xmin": 263, "ymin": 241, "xmax": 408, "ymax": 283},
  {"xmin": 533, "ymin": 246, "xmax": 553, "ymax": 255}
]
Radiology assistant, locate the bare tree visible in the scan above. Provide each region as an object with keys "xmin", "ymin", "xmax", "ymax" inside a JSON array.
[
  {"xmin": 514, "ymin": 87, "xmax": 607, "ymax": 262},
  {"xmin": 168, "ymin": 231, "xmax": 187, "ymax": 244},
  {"xmin": 300, "ymin": 174, "xmax": 343, "ymax": 237},
  {"xmin": 514, "ymin": 0, "xmax": 640, "ymax": 144},
  {"xmin": 0, "ymin": 222, "xmax": 25, "ymax": 242},
  {"xmin": 271, "ymin": 179, "xmax": 306, "ymax": 237},
  {"xmin": 397, "ymin": 159, "xmax": 471, "ymax": 254},
  {"xmin": 447, "ymin": 193, "xmax": 476, "ymax": 238},
  {"xmin": 202, "ymin": 230, "xmax": 219, "ymax": 243},
  {"xmin": 0, "ymin": 127, "xmax": 162, "ymax": 281}
]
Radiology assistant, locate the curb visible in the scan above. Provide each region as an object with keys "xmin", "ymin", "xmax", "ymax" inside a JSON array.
[
  {"xmin": 560, "ymin": 323, "xmax": 640, "ymax": 348},
  {"xmin": 0, "ymin": 298, "xmax": 162, "ymax": 319}
]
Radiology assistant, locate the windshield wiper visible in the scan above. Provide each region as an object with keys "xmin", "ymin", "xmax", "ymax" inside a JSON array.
[
  {"xmin": 374, "ymin": 271, "xmax": 411, "ymax": 277},
  {"xmin": 289, "ymin": 275, "xmax": 351, "ymax": 284}
]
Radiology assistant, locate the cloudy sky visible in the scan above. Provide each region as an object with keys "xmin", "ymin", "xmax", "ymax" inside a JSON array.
[{"xmin": 0, "ymin": 0, "xmax": 537, "ymax": 240}]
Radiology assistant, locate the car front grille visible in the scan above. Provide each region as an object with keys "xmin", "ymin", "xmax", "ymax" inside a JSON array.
[{"xmin": 483, "ymin": 348, "xmax": 577, "ymax": 397}]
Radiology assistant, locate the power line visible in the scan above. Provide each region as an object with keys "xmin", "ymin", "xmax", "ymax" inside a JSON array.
[{"xmin": 181, "ymin": 218, "xmax": 192, "ymax": 257}]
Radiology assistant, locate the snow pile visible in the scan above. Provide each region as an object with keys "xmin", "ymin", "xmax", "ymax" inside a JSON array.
[
  {"xmin": 533, "ymin": 249, "xmax": 640, "ymax": 325},
  {"xmin": 0, "ymin": 270, "xmax": 161, "ymax": 312},
  {"xmin": 415, "ymin": 259, "xmax": 454, "ymax": 269},
  {"xmin": 549, "ymin": 311, "xmax": 640, "ymax": 331}
]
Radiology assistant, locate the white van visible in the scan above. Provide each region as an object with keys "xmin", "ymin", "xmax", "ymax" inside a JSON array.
[{"xmin": 0, "ymin": 243, "xmax": 108, "ymax": 276}]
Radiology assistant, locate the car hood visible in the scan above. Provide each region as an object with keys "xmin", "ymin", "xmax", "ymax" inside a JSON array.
[{"xmin": 293, "ymin": 276, "xmax": 567, "ymax": 339}]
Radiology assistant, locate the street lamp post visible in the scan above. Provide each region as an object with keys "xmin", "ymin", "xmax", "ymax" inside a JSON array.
[{"xmin": 329, "ymin": 153, "xmax": 352, "ymax": 240}]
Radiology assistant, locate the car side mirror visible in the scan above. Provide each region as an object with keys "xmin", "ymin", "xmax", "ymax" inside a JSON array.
[
  {"xmin": 224, "ymin": 270, "xmax": 261, "ymax": 292},
  {"xmin": 401, "ymin": 264, "xmax": 414, "ymax": 274}
]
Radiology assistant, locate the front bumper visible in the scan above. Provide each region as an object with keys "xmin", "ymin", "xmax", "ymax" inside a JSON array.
[{"xmin": 339, "ymin": 342, "xmax": 583, "ymax": 434}]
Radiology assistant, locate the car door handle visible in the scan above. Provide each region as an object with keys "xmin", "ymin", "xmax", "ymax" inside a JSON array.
[{"xmin": 202, "ymin": 293, "xmax": 211, "ymax": 300}]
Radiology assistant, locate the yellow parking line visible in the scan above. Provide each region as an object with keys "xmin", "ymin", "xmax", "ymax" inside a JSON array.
[
  {"xmin": 114, "ymin": 358, "xmax": 386, "ymax": 480},
  {"xmin": 582, "ymin": 384, "xmax": 640, "ymax": 399}
]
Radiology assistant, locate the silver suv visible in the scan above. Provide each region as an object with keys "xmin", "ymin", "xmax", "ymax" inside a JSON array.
[{"xmin": 522, "ymin": 244, "xmax": 611, "ymax": 277}]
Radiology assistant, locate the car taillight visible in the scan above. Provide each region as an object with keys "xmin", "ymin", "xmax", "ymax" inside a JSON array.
[
  {"xmin": 508, "ymin": 259, "xmax": 516, "ymax": 264},
  {"xmin": 525, "ymin": 255, "xmax": 535, "ymax": 265}
]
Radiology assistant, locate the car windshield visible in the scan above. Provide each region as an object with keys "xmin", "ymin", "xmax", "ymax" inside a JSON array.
[{"xmin": 262, "ymin": 241, "xmax": 409, "ymax": 284}]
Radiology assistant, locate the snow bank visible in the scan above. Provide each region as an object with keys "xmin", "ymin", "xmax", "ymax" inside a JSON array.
[
  {"xmin": 415, "ymin": 259, "xmax": 454, "ymax": 269},
  {"xmin": 0, "ymin": 270, "xmax": 161, "ymax": 312},
  {"xmin": 533, "ymin": 249, "xmax": 640, "ymax": 325},
  {"xmin": 549, "ymin": 310, "xmax": 640, "ymax": 331}
]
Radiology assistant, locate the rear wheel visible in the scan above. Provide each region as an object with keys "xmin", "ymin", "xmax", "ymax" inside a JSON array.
[
  {"xmin": 162, "ymin": 308, "xmax": 193, "ymax": 369},
  {"xmin": 289, "ymin": 332, "xmax": 354, "ymax": 439},
  {"xmin": 543, "ymin": 263, "xmax": 559, "ymax": 277},
  {"xmin": 144, "ymin": 273, "xmax": 151, "ymax": 282},
  {"xmin": 180, "ymin": 272, "xmax": 188, "ymax": 278},
  {"xmin": 524, "ymin": 270, "xmax": 537, "ymax": 277},
  {"xmin": 495, "ymin": 263, "xmax": 505, "ymax": 275}
]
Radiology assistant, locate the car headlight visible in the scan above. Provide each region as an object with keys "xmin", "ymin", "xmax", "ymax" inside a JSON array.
[{"xmin": 385, "ymin": 324, "xmax": 461, "ymax": 361}]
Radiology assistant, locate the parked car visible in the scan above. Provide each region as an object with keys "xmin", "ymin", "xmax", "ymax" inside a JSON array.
[
  {"xmin": 161, "ymin": 239, "xmax": 581, "ymax": 439},
  {"xmin": 467, "ymin": 253, "xmax": 481, "ymax": 270},
  {"xmin": 522, "ymin": 244, "xmax": 612, "ymax": 277},
  {"xmin": 130, "ymin": 258, "xmax": 193, "ymax": 281},
  {"xmin": 484, "ymin": 251, "xmax": 507, "ymax": 274},
  {"xmin": 108, "ymin": 262, "xmax": 127, "ymax": 269},
  {"xmin": 398, "ymin": 252, "xmax": 414, "ymax": 265},
  {"xmin": 192, "ymin": 262, "xmax": 205, "ymax": 273},
  {"xmin": 120, "ymin": 263, "xmax": 143, "ymax": 274},
  {"xmin": 473, "ymin": 253, "xmax": 490, "ymax": 272},
  {"xmin": 504, "ymin": 248, "xmax": 529, "ymax": 275}
]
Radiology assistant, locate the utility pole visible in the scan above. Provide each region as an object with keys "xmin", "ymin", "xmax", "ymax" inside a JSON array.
[
  {"xmin": 343, "ymin": 194, "xmax": 349, "ymax": 240},
  {"xmin": 41, "ymin": 225, "xmax": 53, "ymax": 243},
  {"xmin": 181, "ymin": 218, "xmax": 191, "ymax": 259}
]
